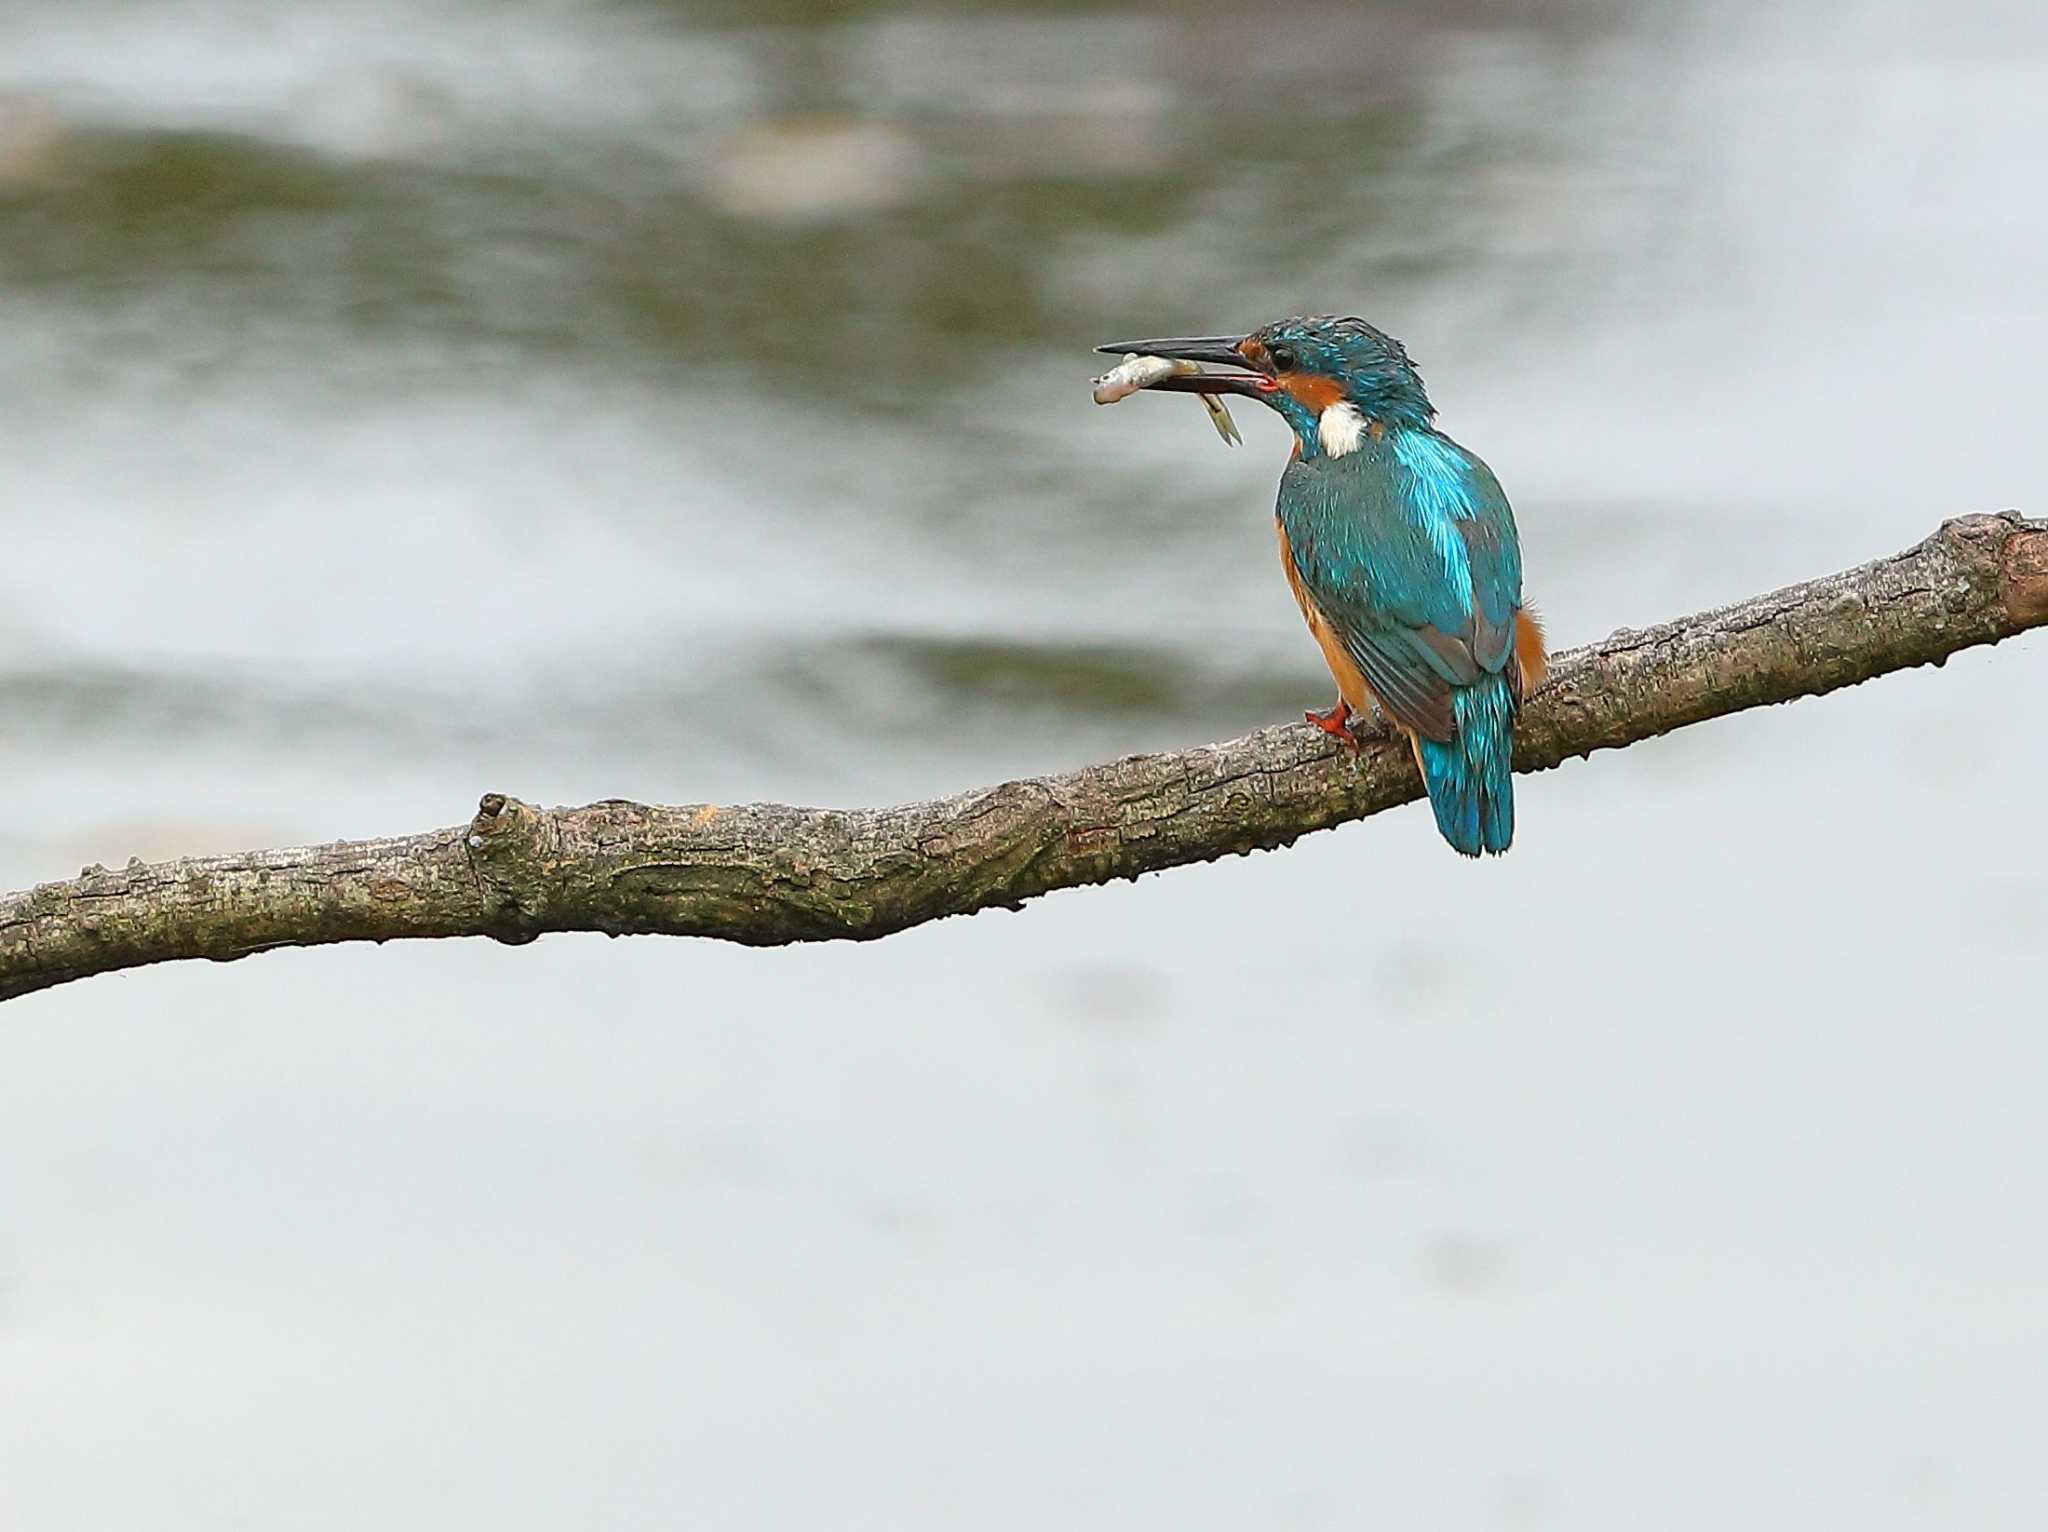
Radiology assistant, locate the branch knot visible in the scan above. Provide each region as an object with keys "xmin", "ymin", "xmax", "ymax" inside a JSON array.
[{"xmin": 467, "ymin": 793, "xmax": 553, "ymax": 944}]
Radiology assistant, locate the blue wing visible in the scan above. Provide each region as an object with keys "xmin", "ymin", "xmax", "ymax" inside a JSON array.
[{"xmin": 1278, "ymin": 429, "xmax": 1524, "ymax": 743}]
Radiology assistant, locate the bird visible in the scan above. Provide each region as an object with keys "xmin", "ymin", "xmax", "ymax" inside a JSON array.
[{"xmin": 1097, "ymin": 316, "xmax": 1544, "ymax": 856}]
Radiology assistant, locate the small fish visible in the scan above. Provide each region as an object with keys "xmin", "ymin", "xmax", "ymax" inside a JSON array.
[{"xmin": 1090, "ymin": 353, "xmax": 1241, "ymax": 446}]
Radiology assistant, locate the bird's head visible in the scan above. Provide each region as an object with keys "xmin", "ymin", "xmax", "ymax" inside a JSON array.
[{"xmin": 1097, "ymin": 314, "xmax": 1434, "ymax": 458}]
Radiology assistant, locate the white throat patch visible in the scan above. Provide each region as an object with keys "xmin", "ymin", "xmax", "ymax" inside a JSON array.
[{"xmin": 1317, "ymin": 401, "xmax": 1368, "ymax": 458}]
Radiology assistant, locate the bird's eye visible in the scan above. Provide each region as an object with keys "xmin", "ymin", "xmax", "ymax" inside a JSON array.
[{"xmin": 1267, "ymin": 344, "xmax": 1297, "ymax": 373}]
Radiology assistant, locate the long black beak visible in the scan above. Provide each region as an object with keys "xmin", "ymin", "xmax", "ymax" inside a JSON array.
[
  {"xmin": 1095, "ymin": 334, "xmax": 1268, "ymax": 398},
  {"xmin": 1096, "ymin": 334, "xmax": 1247, "ymax": 367}
]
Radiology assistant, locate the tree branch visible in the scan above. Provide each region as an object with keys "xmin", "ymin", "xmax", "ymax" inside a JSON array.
[{"xmin": 5, "ymin": 513, "xmax": 2043, "ymax": 1004}]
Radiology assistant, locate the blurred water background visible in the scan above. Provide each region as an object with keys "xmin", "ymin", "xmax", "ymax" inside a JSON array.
[{"xmin": 3, "ymin": 1, "xmax": 2045, "ymax": 1526}]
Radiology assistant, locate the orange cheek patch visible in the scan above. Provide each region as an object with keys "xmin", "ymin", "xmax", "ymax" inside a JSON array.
[{"xmin": 1281, "ymin": 374, "xmax": 1346, "ymax": 413}]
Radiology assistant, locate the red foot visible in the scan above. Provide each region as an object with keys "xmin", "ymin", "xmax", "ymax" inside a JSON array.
[{"xmin": 1305, "ymin": 698, "xmax": 1361, "ymax": 750}]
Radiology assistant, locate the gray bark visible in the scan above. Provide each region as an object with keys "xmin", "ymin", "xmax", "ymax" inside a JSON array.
[{"xmin": 4, "ymin": 512, "xmax": 2043, "ymax": 1004}]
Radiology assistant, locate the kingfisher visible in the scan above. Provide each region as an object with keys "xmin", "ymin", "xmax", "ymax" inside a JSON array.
[{"xmin": 1099, "ymin": 316, "xmax": 1545, "ymax": 856}]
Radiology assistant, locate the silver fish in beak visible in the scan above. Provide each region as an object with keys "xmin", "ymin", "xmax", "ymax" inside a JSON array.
[{"xmin": 1090, "ymin": 353, "xmax": 1242, "ymax": 446}]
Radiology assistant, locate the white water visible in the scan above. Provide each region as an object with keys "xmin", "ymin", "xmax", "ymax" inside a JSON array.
[{"xmin": 3, "ymin": 3, "xmax": 2045, "ymax": 1527}]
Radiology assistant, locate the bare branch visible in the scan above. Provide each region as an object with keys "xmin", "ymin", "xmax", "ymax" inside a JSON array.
[{"xmin": 5, "ymin": 513, "xmax": 2043, "ymax": 1004}]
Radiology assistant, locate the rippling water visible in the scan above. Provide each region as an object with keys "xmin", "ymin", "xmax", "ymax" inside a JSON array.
[{"xmin": 4, "ymin": 3, "xmax": 2046, "ymax": 1527}]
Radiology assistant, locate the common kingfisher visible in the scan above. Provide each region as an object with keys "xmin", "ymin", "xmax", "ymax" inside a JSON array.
[{"xmin": 1099, "ymin": 316, "xmax": 1545, "ymax": 857}]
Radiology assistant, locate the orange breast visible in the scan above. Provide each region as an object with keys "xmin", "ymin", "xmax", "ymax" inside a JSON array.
[
  {"xmin": 1514, "ymin": 608, "xmax": 1548, "ymax": 695},
  {"xmin": 1278, "ymin": 518, "xmax": 1373, "ymax": 718}
]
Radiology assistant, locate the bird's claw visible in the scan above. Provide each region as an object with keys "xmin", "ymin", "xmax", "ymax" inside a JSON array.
[{"xmin": 1305, "ymin": 699, "xmax": 1363, "ymax": 752}]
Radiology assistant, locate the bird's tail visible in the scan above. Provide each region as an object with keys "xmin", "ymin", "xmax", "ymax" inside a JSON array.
[{"xmin": 1416, "ymin": 675, "xmax": 1516, "ymax": 857}]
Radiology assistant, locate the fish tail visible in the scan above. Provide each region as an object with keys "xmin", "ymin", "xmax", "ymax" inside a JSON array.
[{"xmin": 1416, "ymin": 675, "xmax": 1516, "ymax": 857}]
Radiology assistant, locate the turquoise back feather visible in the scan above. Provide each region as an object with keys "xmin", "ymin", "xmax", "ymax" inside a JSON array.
[
  {"xmin": 1417, "ymin": 679, "xmax": 1516, "ymax": 856},
  {"xmin": 1278, "ymin": 425, "xmax": 1526, "ymax": 857}
]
